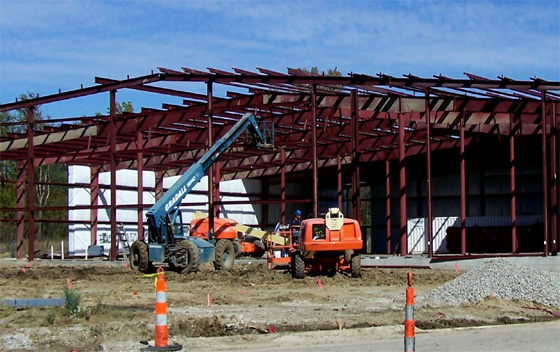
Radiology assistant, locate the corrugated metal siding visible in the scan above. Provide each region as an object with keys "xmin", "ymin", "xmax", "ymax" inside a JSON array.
[{"xmin": 407, "ymin": 215, "xmax": 543, "ymax": 254}]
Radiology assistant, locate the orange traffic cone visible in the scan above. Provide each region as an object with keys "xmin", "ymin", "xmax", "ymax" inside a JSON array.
[{"xmin": 141, "ymin": 267, "xmax": 182, "ymax": 351}]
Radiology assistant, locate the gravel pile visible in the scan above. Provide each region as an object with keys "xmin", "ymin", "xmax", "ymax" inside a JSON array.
[{"xmin": 419, "ymin": 258, "xmax": 560, "ymax": 308}]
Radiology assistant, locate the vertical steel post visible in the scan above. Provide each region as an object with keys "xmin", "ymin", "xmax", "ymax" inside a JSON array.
[
  {"xmin": 351, "ymin": 89, "xmax": 360, "ymax": 221},
  {"xmin": 541, "ymin": 91, "xmax": 549, "ymax": 255},
  {"xmin": 109, "ymin": 90, "xmax": 117, "ymax": 260},
  {"xmin": 399, "ymin": 113, "xmax": 407, "ymax": 256},
  {"xmin": 337, "ymin": 154, "xmax": 343, "ymax": 210},
  {"xmin": 550, "ymin": 102, "xmax": 558, "ymax": 254},
  {"xmin": 510, "ymin": 115, "xmax": 517, "ymax": 253},
  {"xmin": 460, "ymin": 111, "xmax": 467, "ymax": 256},
  {"xmin": 311, "ymin": 84, "xmax": 318, "ymax": 217},
  {"xmin": 26, "ymin": 106, "xmax": 35, "ymax": 261},
  {"xmin": 137, "ymin": 131, "xmax": 144, "ymax": 241},
  {"xmin": 386, "ymin": 159, "xmax": 392, "ymax": 255},
  {"xmin": 214, "ymin": 162, "xmax": 220, "ymax": 218},
  {"xmin": 16, "ymin": 161, "xmax": 25, "ymax": 259},
  {"xmin": 155, "ymin": 171, "xmax": 164, "ymax": 201},
  {"xmin": 90, "ymin": 165, "xmax": 99, "ymax": 246},
  {"xmin": 425, "ymin": 89, "xmax": 433, "ymax": 258},
  {"xmin": 281, "ymin": 147, "xmax": 286, "ymax": 225},
  {"xmin": 207, "ymin": 82, "xmax": 215, "ymax": 233},
  {"xmin": 262, "ymin": 178, "xmax": 269, "ymax": 231}
]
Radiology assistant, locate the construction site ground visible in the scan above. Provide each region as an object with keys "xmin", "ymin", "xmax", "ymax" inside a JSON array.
[{"xmin": 1, "ymin": 256, "xmax": 559, "ymax": 351}]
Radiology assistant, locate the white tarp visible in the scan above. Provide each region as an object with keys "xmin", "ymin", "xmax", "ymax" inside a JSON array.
[{"xmin": 68, "ymin": 165, "xmax": 261, "ymax": 255}]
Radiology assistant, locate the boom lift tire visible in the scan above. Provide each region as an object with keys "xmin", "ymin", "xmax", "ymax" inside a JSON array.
[
  {"xmin": 251, "ymin": 239, "xmax": 266, "ymax": 258},
  {"xmin": 214, "ymin": 239, "xmax": 235, "ymax": 271},
  {"xmin": 350, "ymin": 253, "xmax": 361, "ymax": 278},
  {"xmin": 129, "ymin": 240, "xmax": 150, "ymax": 273},
  {"xmin": 172, "ymin": 240, "xmax": 200, "ymax": 274},
  {"xmin": 292, "ymin": 252, "xmax": 305, "ymax": 279},
  {"xmin": 344, "ymin": 249, "xmax": 353, "ymax": 263},
  {"xmin": 233, "ymin": 241, "xmax": 242, "ymax": 259}
]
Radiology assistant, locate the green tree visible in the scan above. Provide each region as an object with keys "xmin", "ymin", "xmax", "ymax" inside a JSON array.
[
  {"xmin": 299, "ymin": 66, "xmax": 343, "ymax": 91},
  {"xmin": 0, "ymin": 93, "xmax": 68, "ymax": 243},
  {"xmin": 95, "ymin": 101, "xmax": 134, "ymax": 116}
]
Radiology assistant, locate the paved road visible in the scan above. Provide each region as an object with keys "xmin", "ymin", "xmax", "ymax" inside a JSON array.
[{"xmin": 182, "ymin": 321, "xmax": 560, "ymax": 352}]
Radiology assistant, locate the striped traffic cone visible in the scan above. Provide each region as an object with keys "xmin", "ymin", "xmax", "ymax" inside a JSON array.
[
  {"xmin": 142, "ymin": 267, "xmax": 182, "ymax": 351},
  {"xmin": 404, "ymin": 272, "xmax": 415, "ymax": 352}
]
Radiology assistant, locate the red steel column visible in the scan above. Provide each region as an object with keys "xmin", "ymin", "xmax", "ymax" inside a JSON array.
[
  {"xmin": 109, "ymin": 90, "xmax": 117, "ymax": 260},
  {"xmin": 337, "ymin": 154, "xmax": 342, "ymax": 210},
  {"xmin": 460, "ymin": 111, "xmax": 467, "ymax": 256},
  {"xmin": 551, "ymin": 103, "xmax": 558, "ymax": 254},
  {"xmin": 214, "ymin": 162, "xmax": 220, "ymax": 218},
  {"xmin": 26, "ymin": 106, "xmax": 35, "ymax": 261},
  {"xmin": 541, "ymin": 92, "xmax": 549, "ymax": 256},
  {"xmin": 311, "ymin": 84, "xmax": 318, "ymax": 217},
  {"xmin": 351, "ymin": 89, "xmax": 361, "ymax": 221},
  {"xmin": 207, "ymin": 82, "xmax": 215, "ymax": 232},
  {"xmin": 386, "ymin": 159, "xmax": 392, "ymax": 255},
  {"xmin": 16, "ymin": 161, "xmax": 25, "ymax": 259},
  {"xmin": 90, "ymin": 165, "xmax": 99, "ymax": 246},
  {"xmin": 425, "ymin": 89, "xmax": 433, "ymax": 258},
  {"xmin": 137, "ymin": 131, "xmax": 144, "ymax": 241},
  {"xmin": 510, "ymin": 115, "xmax": 518, "ymax": 253},
  {"xmin": 399, "ymin": 113, "xmax": 407, "ymax": 256},
  {"xmin": 550, "ymin": 103, "xmax": 559, "ymax": 254},
  {"xmin": 155, "ymin": 171, "xmax": 165, "ymax": 201},
  {"xmin": 281, "ymin": 147, "xmax": 286, "ymax": 224},
  {"xmin": 262, "ymin": 178, "xmax": 269, "ymax": 230}
]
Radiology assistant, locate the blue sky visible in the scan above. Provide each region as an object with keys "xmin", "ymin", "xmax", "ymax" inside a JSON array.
[{"xmin": 1, "ymin": 0, "xmax": 559, "ymax": 118}]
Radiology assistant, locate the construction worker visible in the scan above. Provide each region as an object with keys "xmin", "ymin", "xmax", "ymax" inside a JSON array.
[
  {"xmin": 291, "ymin": 210, "xmax": 302, "ymax": 226},
  {"xmin": 291, "ymin": 210, "xmax": 302, "ymax": 245}
]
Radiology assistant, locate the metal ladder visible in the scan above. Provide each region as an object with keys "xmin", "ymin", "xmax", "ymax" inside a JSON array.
[{"xmin": 117, "ymin": 224, "xmax": 130, "ymax": 259}]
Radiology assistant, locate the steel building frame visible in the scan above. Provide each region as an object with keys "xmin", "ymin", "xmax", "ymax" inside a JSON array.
[{"xmin": 1, "ymin": 67, "xmax": 559, "ymax": 260}]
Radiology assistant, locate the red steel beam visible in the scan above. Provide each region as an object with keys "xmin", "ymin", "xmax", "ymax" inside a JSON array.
[
  {"xmin": 281, "ymin": 147, "xmax": 286, "ymax": 225},
  {"xmin": 551, "ymin": 103, "xmax": 558, "ymax": 254},
  {"xmin": 541, "ymin": 92, "xmax": 549, "ymax": 256},
  {"xmin": 207, "ymin": 82, "xmax": 215, "ymax": 233},
  {"xmin": 510, "ymin": 115, "xmax": 518, "ymax": 253},
  {"xmin": 137, "ymin": 131, "xmax": 144, "ymax": 241},
  {"xmin": 460, "ymin": 110, "xmax": 467, "ymax": 256},
  {"xmin": 311, "ymin": 85, "xmax": 318, "ymax": 217},
  {"xmin": 16, "ymin": 161, "xmax": 25, "ymax": 259},
  {"xmin": 109, "ymin": 90, "xmax": 118, "ymax": 261},
  {"xmin": 425, "ymin": 89, "xmax": 434, "ymax": 258},
  {"xmin": 399, "ymin": 112, "xmax": 407, "ymax": 256},
  {"xmin": 386, "ymin": 159, "xmax": 391, "ymax": 255},
  {"xmin": 91, "ymin": 166, "xmax": 99, "ymax": 246},
  {"xmin": 26, "ymin": 106, "xmax": 35, "ymax": 261}
]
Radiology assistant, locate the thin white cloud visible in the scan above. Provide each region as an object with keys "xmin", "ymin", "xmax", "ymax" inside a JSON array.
[{"xmin": 1, "ymin": 0, "xmax": 558, "ymax": 115}]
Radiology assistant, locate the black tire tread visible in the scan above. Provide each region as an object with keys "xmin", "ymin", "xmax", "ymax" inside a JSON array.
[
  {"xmin": 180, "ymin": 240, "xmax": 200, "ymax": 273},
  {"xmin": 129, "ymin": 240, "xmax": 149, "ymax": 273},
  {"xmin": 292, "ymin": 253, "xmax": 305, "ymax": 279},
  {"xmin": 251, "ymin": 239, "xmax": 266, "ymax": 258},
  {"xmin": 351, "ymin": 253, "xmax": 361, "ymax": 278},
  {"xmin": 214, "ymin": 239, "xmax": 235, "ymax": 271}
]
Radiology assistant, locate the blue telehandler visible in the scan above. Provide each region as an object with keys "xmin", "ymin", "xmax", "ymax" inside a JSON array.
[{"xmin": 129, "ymin": 113, "xmax": 272, "ymax": 273}]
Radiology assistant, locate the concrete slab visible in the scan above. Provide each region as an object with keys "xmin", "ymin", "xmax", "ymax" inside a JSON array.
[{"xmin": 361, "ymin": 254, "xmax": 560, "ymax": 272}]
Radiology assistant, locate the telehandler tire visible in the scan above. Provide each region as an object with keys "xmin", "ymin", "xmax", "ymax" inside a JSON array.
[
  {"xmin": 129, "ymin": 240, "xmax": 150, "ymax": 273},
  {"xmin": 175, "ymin": 240, "xmax": 200, "ymax": 273},
  {"xmin": 214, "ymin": 239, "xmax": 235, "ymax": 271},
  {"xmin": 292, "ymin": 252, "xmax": 305, "ymax": 279},
  {"xmin": 350, "ymin": 253, "xmax": 361, "ymax": 278}
]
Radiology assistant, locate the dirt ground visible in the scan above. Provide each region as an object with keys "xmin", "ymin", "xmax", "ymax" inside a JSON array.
[{"xmin": 1, "ymin": 258, "xmax": 559, "ymax": 351}]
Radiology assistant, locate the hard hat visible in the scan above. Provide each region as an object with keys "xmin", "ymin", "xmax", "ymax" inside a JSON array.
[{"xmin": 295, "ymin": 210, "xmax": 302, "ymax": 216}]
